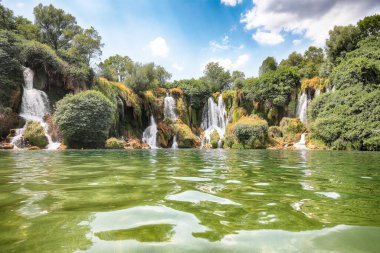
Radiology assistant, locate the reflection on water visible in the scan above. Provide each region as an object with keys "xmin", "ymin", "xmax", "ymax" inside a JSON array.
[{"xmin": 0, "ymin": 149, "xmax": 379, "ymax": 252}]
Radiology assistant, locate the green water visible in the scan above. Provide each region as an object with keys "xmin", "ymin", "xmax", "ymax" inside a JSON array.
[{"xmin": 0, "ymin": 150, "xmax": 379, "ymax": 253}]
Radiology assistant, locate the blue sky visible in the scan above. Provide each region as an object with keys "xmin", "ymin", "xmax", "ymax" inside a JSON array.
[{"xmin": 3, "ymin": 0, "xmax": 379, "ymax": 80}]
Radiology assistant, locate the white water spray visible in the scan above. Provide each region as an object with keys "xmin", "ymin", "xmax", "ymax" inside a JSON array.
[
  {"xmin": 296, "ymin": 92, "xmax": 308, "ymax": 124},
  {"xmin": 294, "ymin": 133, "xmax": 307, "ymax": 150},
  {"xmin": 172, "ymin": 135, "xmax": 178, "ymax": 149},
  {"xmin": 314, "ymin": 89, "xmax": 320, "ymax": 98},
  {"xmin": 142, "ymin": 115, "xmax": 158, "ymax": 149},
  {"xmin": 11, "ymin": 67, "xmax": 60, "ymax": 149},
  {"xmin": 201, "ymin": 95, "xmax": 227, "ymax": 148},
  {"xmin": 164, "ymin": 93, "xmax": 177, "ymax": 121}
]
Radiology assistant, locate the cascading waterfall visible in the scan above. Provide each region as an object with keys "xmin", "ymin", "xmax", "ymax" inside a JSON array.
[
  {"xmin": 171, "ymin": 135, "xmax": 178, "ymax": 149},
  {"xmin": 142, "ymin": 115, "xmax": 158, "ymax": 149},
  {"xmin": 201, "ymin": 95, "xmax": 227, "ymax": 148},
  {"xmin": 11, "ymin": 67, "xmax": 60, "ymax": 149},
  {"xmin": 314, "ymin": 89, "xmax": 320, "ymax": 98},
  {"xmin": 164, "ymin": 93, "xmax": 177, "ymax": 121},
  {"xmin": 296, "ymin": 92, "xmax": 308, "ymax": 124},
  {"xmin": 294, "ymin": 133, "xmax": 307, "ymax": 150}
]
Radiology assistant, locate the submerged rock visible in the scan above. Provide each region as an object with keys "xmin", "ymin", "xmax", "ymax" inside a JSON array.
[{"xmin": 0, "ymin": 143, "xmax": 14, "ymax": 149}]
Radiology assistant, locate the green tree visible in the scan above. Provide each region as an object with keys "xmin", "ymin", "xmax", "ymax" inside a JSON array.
[
  {"xmin": 231, "ymin": 70, "xmax": 245, "ymax": 89},
  {"xmin": 280, "ymin": 52, "xmax": 303, "ymax": 70},
  {"xmin": 259, "ymin": 56, "xmax": 277, "ymax": 76},
  {"xmin": 15, "ymin": 16, "xmax": 39, "ymax": 40},
  {"xmin": 357, "ymin": 14, "xmax": 380, "ymax": 37},
  {"xmin": 325, "ymin": 25, "xmax": 361, "ymax": 64},
  {"xmin": 126, "ymin": 62, "xmax": 171, "ymax": 92},
  {"xmin": 301, "ymin": 46, "xmax": 324, "ymax": 78},
  {"xmin": 69, "ymin": 27, "xmax": 103, "ymax": 64},
  {"xmin": 203, "ymin": 62, "xmax": 231, "ymax": 92},
  {"xmin": 0, "ymin": 3, "xmax": 15, "ymax": 30},
  {"xmin": 33, "ymin": 4, "xmax": 81, "ymax": 51},
  {"xmin": 54, "ymin": 90, "xmax": 114, "ymax": 148},
  {"xmin": 99, "ymin": 54, "xmax": 133, "ymax": 82},
  {"xmin": 330, "ymin": 35, "xmax": 380, "ymax": 91},
  {"xmin": 0, "ymin": 30, "xmax": 22, "ymax": 110},
  {"xmin": 245, "ymin": 66, "xmax": 300, "ymax": 107},
  {"xmin": 172, "ymin": 78, "xmax": 211, "ymax": 109}
]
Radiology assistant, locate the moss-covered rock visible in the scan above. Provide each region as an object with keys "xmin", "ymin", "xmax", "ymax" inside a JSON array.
[
  {"xmin": 174, "ymin": 120, "xmax": 200, "ymax": 148},
  {"xmin": 232, "ymin": 116, "xmax": 269, "ymax": 149},
  {"xmin": 268, "ymin": 126, "xmax": 283, "ymax": 138},
  {"xmin": 105, "ymin": 137, "xmax": 125, "ymax": 149},
  {"xmin": 23, "ymin": 121, "xmax": 48, "ymax": 148},
  {"xmin": 280, "ymin": 117, "xmax": 305, "ymax": 134},
  {"xmin": 177, "ymin": 97, "xmax": 189, "ymax": 125}
]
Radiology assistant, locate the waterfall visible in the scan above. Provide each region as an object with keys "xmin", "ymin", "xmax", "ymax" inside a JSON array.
[
  {"xmin": 11, "ymin": 67, "xmax": 60, "ymax": 150},
  {"xmin": 314, "ymin": 89, "xmax": 320, "ymax": 98},
  {"xmin": 172, "ymin": 135, "xmax": 178, "ymax": 149},
  {"xmin": 201, "ymin": 95, "xmax": 227, "ymax": 148},
  {"xmin": 142, "ymin": 115, "xmax": 158, "ymax": 149},
  {"xmin": 296, "ymin": 92, "xmax": 308, "ymax": 124},
  {"xmin": 164, "ymin": 93, "xmax": 177, "ymax": 121},
  {"xmin": 294, "ymin": 133, "xmax": 307, "ymax": 150}
]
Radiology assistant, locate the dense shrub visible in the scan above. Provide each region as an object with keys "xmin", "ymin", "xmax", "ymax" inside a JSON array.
[
  {"xmin": 279, "ymin": 117, "xmax": 304, "ymax": 134},
  {"xmin": 309, "ymin": 87, "xmax": 380, "ymax": 150},
  {"xmin": 23, "ymin": 121, "xmax": 48, "ymax": 148},
  {"xmin": 54, "ymin": 90, "xmax": 114, "ymax": 148},
  {"xmin": 233, "ymin": 116, "xmax": 268, "ymax": 149},
  {"xmin": 0, "ymin": 30, "xmax": 23, "ymax": 110},
  {"xmin": 105, "ymin": 137, "xmax": 124, "ymax": 149},
  {"xmin": 20, "ymin": 40, "xmax": 65, "ymax": 75}
]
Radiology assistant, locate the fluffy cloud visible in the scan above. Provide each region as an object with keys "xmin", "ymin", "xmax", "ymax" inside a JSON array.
[
  {"xmin": 148, "ymin": 37, "xmax": 170, "ymax": 57},
  {"xmin": 252, "ymin": 30, "xmax": 284, "ymax": 45},
  {"xmin": 202, "ymin": 54, "xmax": 250, "ymax": 71},
  {"xmin": 241, "ymin": 0, "xmax": 379, "ymax": 45},
  {"xmin": 221, "ymin": 0, "xmax": 243, "ymax": 7}
]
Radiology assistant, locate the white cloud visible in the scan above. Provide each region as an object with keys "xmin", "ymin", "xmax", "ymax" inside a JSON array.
[
  {"xmin": 241, "ymin": 0, "xmax": 379, "ymax": 46},
  {"xmin": 172, "ymin": 63, "xmax": 183, "ymax": 72},
  {"xmin": 252, "ymin": 30, "xmax": 284, "ymax": 45},
  {"xmin": 221, "ymin": 0, "xmax": 243, "ymax": 7},
  {"xmin": 292, "ymin": 39, "xmax": 302, "ymax": 46},
  {"xmin": 201, "ymin": 54, "xmax": 250, "ymax": 71},
  {"xmin": 148, "ymin": 37, "xmax": 170, "ymax": 58},
  {"xmin": 210, "ymin": 35, "xmax": 230, "ymax": 51}
]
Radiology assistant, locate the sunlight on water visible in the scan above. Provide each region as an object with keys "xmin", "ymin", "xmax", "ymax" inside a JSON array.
[{"xmin": 0, "ymin": 149, "xmax": 379, "ymax": 252}]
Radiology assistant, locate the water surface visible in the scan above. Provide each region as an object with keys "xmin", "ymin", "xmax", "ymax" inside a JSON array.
[{"xmin": 0, "ymin": 149, "xmax": 379, "ymax": 252}]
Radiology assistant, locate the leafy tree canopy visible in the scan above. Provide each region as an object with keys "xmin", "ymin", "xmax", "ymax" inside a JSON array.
[
  {"xmin": 259, "ymin": 56, "xmax": 277, "ymax": 76},
  {"xmin": 203, "ymin": 62, "xmax": 231, "ymax": 92}
]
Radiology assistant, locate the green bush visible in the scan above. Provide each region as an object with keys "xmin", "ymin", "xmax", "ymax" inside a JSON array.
[
  {"xmin": 0, "ymin": 30, "xmax": 23, "ymax": 110},
  {"xmin": 20, "ymin": 40, "xmax": 64, "ymax": 75},
  {"xmin": 105, "ymin": 137, "xmax": 124, "ymax": 149},
  {"xmin": 309, "ymin": 87, "xmax": 380, "ymax": 150},
  {"xmin": 54, "ymin": 90, "xmax": 115, "ymax": 148},
  {"xmin": 23, "ymin": 121, "xmax": 48, "ymax": 148},
  {"xmin": 268, "ymin": 126, "xmax": 283, "ymax": 138},
  {"xmin": 233, "ymin": 116, "xmax": 268, "ymax": 149}
]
